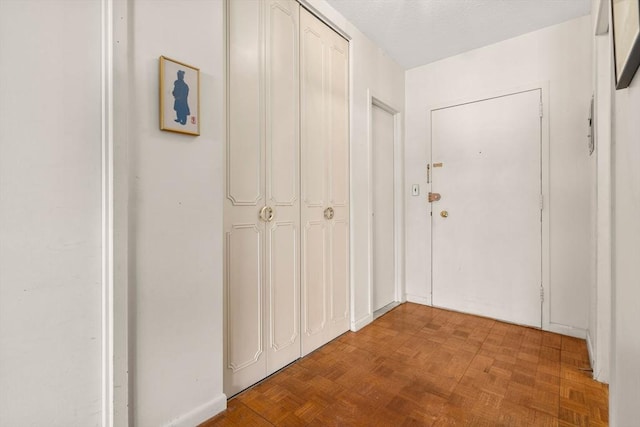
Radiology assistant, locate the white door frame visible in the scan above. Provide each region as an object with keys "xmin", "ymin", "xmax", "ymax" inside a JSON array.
[
  {"xmin": 102, "ymin": 0, "xmax": 130, "ymax": 425},
  {"xmin": 589, "ymin": 0, "xmax": 612, "ymax": 383},
  {"xmin": 367, "ymin": 90, "xmax": 405, "ymax": 320},
  {"xmin": 426, "ymin": 82, "xmax": 550, "ymax": 329}
]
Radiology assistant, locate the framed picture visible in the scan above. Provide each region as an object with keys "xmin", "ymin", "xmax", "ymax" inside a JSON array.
[
  {"xmin": 159, "ymin": 56, "xmax": 200, "ymax": 135},
  {"xmin": 612, "ymin": 0, "xmax": 640, "ymax": 89}
]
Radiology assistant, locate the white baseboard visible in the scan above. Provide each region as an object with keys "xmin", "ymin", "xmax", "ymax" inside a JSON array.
[
  {"xmin": 405, "ymin": 294, "xmax": 432, "ymax": 306},
  {"xmin": 547, "ymin": 322, "xmax": 587, "ymax": 339},
  {"xmin": 164, "ymin": 393, "xmax": 227, "ymax": 427},
  {"xmin": 351, "ymin": 314, "xmax": 373, "ymax": 332}
]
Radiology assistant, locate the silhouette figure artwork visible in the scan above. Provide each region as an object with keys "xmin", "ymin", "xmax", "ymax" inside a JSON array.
[{"xmin": 172, "ymin": 70, "xmax": 190, "ymax": 125}]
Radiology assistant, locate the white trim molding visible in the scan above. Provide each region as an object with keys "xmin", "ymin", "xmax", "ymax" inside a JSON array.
[
  {"xmin": 548, "ymin": 323, "xmax": 588, "ymax": 340},
  {"xmin": 101, "ymin": 0, "xmax": 115, "ymax": 425},
  {"xmin": 296, "ymin": 0, "xmax": 351, "ymax": 41},
  {"xmin": 102, "ymin": 0, "xmax": 130, "ymax": 425},
  {"xmin": 351, "ymin": 314, "xmax": 374, "ymax": 332},
  {"xmin": 406, "ymin": 293, "xmax": 432, "ymax": 306},
  {"xmin": 595, "ymin": 0, "xmax": 610, "ymax": 35},
  {"xmin": 163, "ymin": 394, "xmax": 228, "ymax": 427},
  {"xmin": 586, "ymin": 330, "xmax": 596, "ymax": 369}
]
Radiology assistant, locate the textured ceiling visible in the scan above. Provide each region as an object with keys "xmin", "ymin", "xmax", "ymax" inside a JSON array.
[{"xmin": 324, "ymin": 0, "xmax": 591, "ymax": 69}]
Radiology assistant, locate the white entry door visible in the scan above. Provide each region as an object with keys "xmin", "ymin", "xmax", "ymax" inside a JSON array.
[
  {"xmin": 372, "ymin": 104, "xmax": 395, "ymax": 312},
  {"xmin": 431, "ymin": 89, "xmax": 542, "ymax": 328}
]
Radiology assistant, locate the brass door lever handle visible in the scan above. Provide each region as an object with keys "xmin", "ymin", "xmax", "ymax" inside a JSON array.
[{"xmin": 428, "ymin": 192, "xmax": 441, "ymax": 203}]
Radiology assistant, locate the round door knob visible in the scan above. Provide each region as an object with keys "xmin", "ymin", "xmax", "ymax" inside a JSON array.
[
  {"xmin": 259, "ymin": 206, "xmax": 274, "ymax": 222},
  {"xmin": 324, "ymin": 207, "xmax": 335, "ymax": 220},
  {"xmin": 440, "ymin": 210, "xmax": 448, "ymax": 218}
]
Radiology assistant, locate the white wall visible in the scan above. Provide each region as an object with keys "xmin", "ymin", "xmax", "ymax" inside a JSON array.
[
  {"xmin": 608, "ymin": 15, "xmax": 640, "ymax": 426},
  {"xmin": 304, "ymin": 0, "xmax": 406, "ymax": 330},
  {"xmin": 126, "ymin": 0, "xmax": 405, "ymax": 421},
  {"xmin": 405, "ymin": 16, "xmax": 593, "ymax": 335},
  {"xmin": 610, "ymin": 71, "xmax": 640, "ymax": 427},
  {"xmin": 129, "ymin": 0, "xmax": 225, "ymax": 425},
  {"xmin": 588, "ymin": 0, "xmax": 612, "ymax": 384},
  {"xmin": 10, "ymin": 2, "xmax": 608, "ymax": 426},
  {"xmin": 0, "ymin": 0, "xmax": 402, "ymax": 424},
  {"xmin": 0, "ymin": 0, "xmax": 103, "ymax": 425},
  {"xmin": 127, "ymin": 1, "xmax": 404, "ymax": 423},
  {"xmin": 589, "ymin": 0, "xmax": 640, "ymax": 421},
  {"xmin": 587, "ymin": 0, "xmax": 599, "ymax": 372}
]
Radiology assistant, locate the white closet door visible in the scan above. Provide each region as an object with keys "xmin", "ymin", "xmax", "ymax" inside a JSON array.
[
  {"xmin": 325, "ymin": 24, "xmax": 350, "ymax": 343},
  {"xmin": 224, "ymin": 0, "xmax": 300, "ymax": 397},
  {"xmin": 300, "ymin": 7, "xmax": 350, "ymax": 356},
  {"xmin": 264, "ymin": 0, "xmax": 300, "ymax": 375},
  {"xmin": 224, "ymin": 0, "xmax": 265, "ymax": 397}
]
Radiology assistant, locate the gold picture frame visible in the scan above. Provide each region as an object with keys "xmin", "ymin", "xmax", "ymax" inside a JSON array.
[
  {"xmin": 612, "ymin": 0, "xmax": 640, "ymax": 89},
  {"xmin": 159, "ymin": 56, "xmax": 200, "ymax": 135}
]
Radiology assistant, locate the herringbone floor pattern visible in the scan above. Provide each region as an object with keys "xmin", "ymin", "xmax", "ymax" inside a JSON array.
[{"xmin": 202, "ymin": 303, "xmax": 608, "ymax": 426}]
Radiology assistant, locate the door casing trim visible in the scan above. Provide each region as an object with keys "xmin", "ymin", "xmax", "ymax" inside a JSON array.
[{"xmin": 357, "ymin": 90, "xmax": 405, "ymax": 331}]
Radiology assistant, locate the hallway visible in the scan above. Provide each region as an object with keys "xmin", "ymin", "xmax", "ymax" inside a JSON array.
[{"xmin": 203, "ymin": 303, "xmax": 608, "ymax": 426}]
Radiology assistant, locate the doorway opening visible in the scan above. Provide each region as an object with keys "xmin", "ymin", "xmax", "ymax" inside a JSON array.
[{"xmin": 369, "ymin": 95, "xmax": 404, "ymax": 322}]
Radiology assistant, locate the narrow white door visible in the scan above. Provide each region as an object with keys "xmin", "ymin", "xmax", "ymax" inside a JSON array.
[
  {"xmin": 431, "ymin": 90, "xmax": 542, "ymax": 328},
  {"xmin": 224, "ymin": 0, "xmax": 300, "ymax": 397},
  {"xmin": 372, "ymin": 104, "xmax": 395, "ymax": 311},
  {"xmin": 264, "ymin": 0, "xmax": 300, "ymax": 376},
  {"xmin": 224, "ymin": 0, "xmax": 265, "ymax": 396},
  {"xmin": 300, "ymin": 7, "xmax": 350, "ymax": 356}
]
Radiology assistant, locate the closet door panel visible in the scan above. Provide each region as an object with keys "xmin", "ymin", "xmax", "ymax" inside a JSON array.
[
  {"xmin": 302, "ymin": 221, "xmax": 327, "ymax": 353},
  {"xmin": 225, "ymin": 224, "xmax": 265, "ymax": 394},
  {"xmin": 267, "ymin": 0, "xmax": 298, "ymax": 207},
  {"xmin": 300, "ymin": 7, "xmax": 349, "ymax": 355},
  {"xmin": 227, "ymin": 0, "xmax": 263, "ymax": 206},
  {"xmin": 224, "ymin": 0, "xmax": 266, "ymax": 397},
  {"xmin": 328, "ymin": 42, "xmax": 349, "ymax": 208},
  {"xmin": 327, "ymin": 30, "xmax": 350, "ymax": 340},
  {"xmin": 300, "ymin": 24, "xmax": 326, "ymax": 208},
  {"xmin": 329, "ymin": 220, "xmax": 349, "ymax": 335},
  {"xmin": 265, "ymin": 0, "xmax": 300, "ymax": 374},
  {"xmin": 266, "ymin": 221, "xmax": 298, "ymax": 372},
  {"xmin": 300, "ymin": 8, "xmax": 328, "ymax": 355}
]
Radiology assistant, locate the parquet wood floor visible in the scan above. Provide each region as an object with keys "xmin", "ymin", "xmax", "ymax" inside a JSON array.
[{"xmin": 202, "ymin": 303, "xmax": 608, "ymax": 426}]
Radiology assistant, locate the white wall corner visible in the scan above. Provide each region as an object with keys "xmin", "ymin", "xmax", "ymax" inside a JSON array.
[
  {"xmin": 586, "ymin": 329, "xmax": 610, "ymax": 384},
  {"xmin": 595, "ymin": 0, "xmax": 610, "ymax": 36},
  {"xmin": 406, "ymin": 293, "xmax": 432, "ymax": 306},
  {"xmin": 548, "ymin": 323, "xmax": 588, "ymax": 339},
  {"xmin": 398, "ymin": 291, "xmax": 408, "ymax": 304},
  {"xmin": 586, "ymin": 330, "xmax": 596, "ymax": 370},
  {"xmin": 351, "ymin": 314, "xmax": 373, "ymax": 332},
  {"xmin": 163, "ymin": 394, "xmax": 227, "ymax": 427}
]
